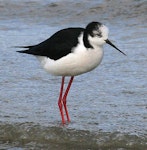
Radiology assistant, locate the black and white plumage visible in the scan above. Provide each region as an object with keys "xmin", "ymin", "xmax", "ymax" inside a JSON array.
[{"xmin": 17, "ymin": 22, "xmax": 126, "ymax": 124}]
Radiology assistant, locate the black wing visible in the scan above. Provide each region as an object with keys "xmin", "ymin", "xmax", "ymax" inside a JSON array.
[{"xmin": 17, "ymin": 28, "xmax": 84, "ymax": 60}]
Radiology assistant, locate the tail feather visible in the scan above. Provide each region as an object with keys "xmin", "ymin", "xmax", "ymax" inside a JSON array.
[
  {"xmin": 17, "ymin": 49, "xmax": 29, "ymax": 53},
  {"xmin": 15, "ymin": 45, "xmax": 35, "ymax": 54},
  {"xmin": 15, "ymin": 45, "xmax": 35, "ymax": 49}
]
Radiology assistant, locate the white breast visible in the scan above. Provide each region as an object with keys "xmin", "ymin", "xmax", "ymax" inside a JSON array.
[{"xmin": 37, "ymin": 34, "xmax": 104, "ymax": 76}]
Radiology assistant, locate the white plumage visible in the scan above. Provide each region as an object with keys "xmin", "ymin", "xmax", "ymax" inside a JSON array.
[
  {"xmin": 37, "ymin": 25, "xmax": 109, "ymax": 76},
  {"xmin": 17, "ymin": 22, "xmax": 126, "ymax": 124}
]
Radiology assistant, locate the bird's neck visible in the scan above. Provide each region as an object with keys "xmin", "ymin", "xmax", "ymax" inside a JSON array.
[{"xmin": 83, "ymin": 31, "xmax": 93, "ymax": 49}]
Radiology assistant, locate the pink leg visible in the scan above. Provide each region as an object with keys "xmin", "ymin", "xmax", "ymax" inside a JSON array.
[
  {"xmin": 58, "ymin": 77, "xmax": 65, "ymax": 124},
  {"xmin": 62, "ymin": 76, "xmax": 74, "ymax": 123}
]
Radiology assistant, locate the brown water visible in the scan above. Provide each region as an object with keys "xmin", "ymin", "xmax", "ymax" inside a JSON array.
[{"xmin": 0, "ymin": 0, "xmax": 147, "ymax": 149}]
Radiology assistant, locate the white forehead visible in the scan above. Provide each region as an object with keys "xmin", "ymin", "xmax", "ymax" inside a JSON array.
[{"xmin": 100, "ymin": 25, "xmax": 109, "ymax": 39}]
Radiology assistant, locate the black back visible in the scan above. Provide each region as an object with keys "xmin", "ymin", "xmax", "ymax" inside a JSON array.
[{"xmin": 17, "ymin": 28, "xmax": 84, "ymax": 60}]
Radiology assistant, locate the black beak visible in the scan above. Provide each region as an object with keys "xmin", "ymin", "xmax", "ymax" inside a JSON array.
[{"xmin": 105, "ymin": 39, "xmax": 126, "ymax": 56}]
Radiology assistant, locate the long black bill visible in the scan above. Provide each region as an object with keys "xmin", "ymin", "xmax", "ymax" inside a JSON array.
[{"xmin": 105, "ymin": 39, "xmax": 126, "ymax": 56}]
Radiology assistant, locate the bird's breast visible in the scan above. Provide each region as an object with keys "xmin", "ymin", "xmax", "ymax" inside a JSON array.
[
  {"xmin": 37, "ymin": 42, "xmax": 104, "ymax": 76},
  {"xmin": 73, "ymin": 46, "xmax": 104, "ymax": 74}
]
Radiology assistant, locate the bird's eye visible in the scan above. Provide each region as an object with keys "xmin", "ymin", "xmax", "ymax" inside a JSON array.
[
  {"xmin": 92, "ymin": 30, "xmax": 102, "ymax": 37},
  {"xmin": 95, "ymin": 30, "xmax": 102, "ymax": 37},
  {"xmin": 96, "ymin": 33, "xmax": 102, "ymax": 37}
]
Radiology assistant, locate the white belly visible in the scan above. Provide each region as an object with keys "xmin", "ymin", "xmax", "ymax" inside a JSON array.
[{"xmin": 37, "ymin": 46, "xmax": 103, "ymax": 76}]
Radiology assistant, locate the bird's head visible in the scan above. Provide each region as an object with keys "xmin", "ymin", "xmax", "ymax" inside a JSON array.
[{"xmin": 84, "ymin": 22, "xmax": 126, "ymax": 55}]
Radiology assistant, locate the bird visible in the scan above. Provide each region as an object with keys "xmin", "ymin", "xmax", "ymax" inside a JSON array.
[{"xmin": 16, "ymin": 21, "xmax": 126, "ymax": 124}]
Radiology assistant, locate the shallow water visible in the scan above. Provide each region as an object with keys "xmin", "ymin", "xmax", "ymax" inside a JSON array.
[{"xmin": 0, "ymin": 0, "xmax": 147, "ymax": 149}]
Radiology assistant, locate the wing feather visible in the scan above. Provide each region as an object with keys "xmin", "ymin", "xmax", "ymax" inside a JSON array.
[{"xmin": 17, "ymin": 28, "xmax": 84, "ymax": 60}]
